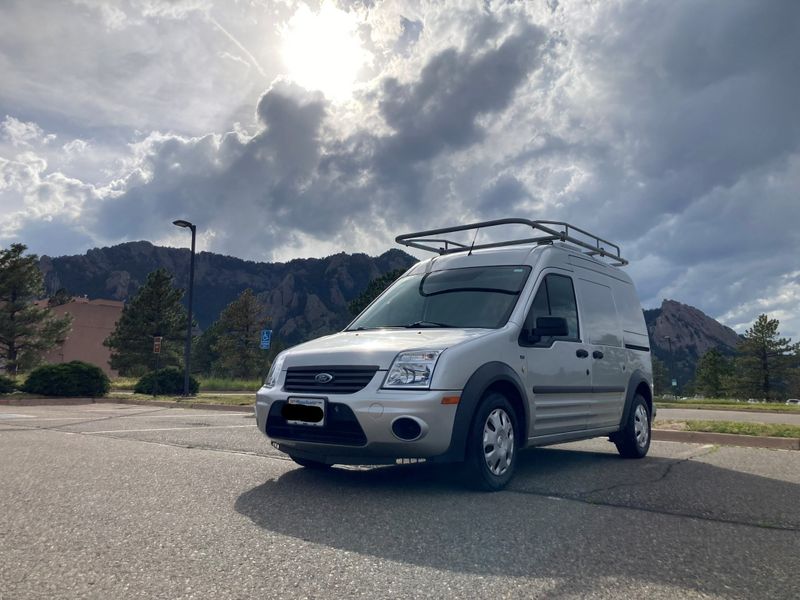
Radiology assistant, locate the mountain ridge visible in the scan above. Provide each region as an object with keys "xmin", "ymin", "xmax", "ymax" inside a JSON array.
[
  {"xmin": 39, "ymin": 241, "xmax": 417, "ymax": 345},
  {"xmin": 38, "ymin": 244, "xmax": 741, "ymax": 385}
]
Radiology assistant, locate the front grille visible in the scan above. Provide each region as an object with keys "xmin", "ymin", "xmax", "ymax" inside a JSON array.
[
  {"xmin": 284, "ymin": 366, "xmax": 379, "ymax": 394},
  {"xmin": 266, "ymin": 401, "xmax": 367, "ymax": 446}
]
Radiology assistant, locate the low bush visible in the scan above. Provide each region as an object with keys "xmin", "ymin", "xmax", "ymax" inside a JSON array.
[
  {"xmin": 134, "ymin": 367, "xmax": 199, "ymax": 396},
  {"xmin": 22, "ymin": 361, "xmax": 110, "ymax": 397},
  {"xmin": 0, "ymin": 374, "xmax": 16, "ymax": 394}
]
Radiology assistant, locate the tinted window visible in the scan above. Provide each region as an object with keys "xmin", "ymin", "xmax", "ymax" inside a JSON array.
[
  {"xmin": 349, "ymin": 266, "xmax": 531, "ymax": 330},
  {"xmin": 523, "ymin": 274, "xmax": 579, "ymax": 343}
]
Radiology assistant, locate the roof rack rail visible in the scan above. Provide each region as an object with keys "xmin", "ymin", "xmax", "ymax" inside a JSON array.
[{"xmin": 395, "ymin": 218, "xmax": 628, "ymax": 266}]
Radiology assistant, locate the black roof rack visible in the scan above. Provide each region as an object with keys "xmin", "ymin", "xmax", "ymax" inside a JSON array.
[{"xmin": 395, "ymin": 218, "xmax": 628, "ymax": 266}]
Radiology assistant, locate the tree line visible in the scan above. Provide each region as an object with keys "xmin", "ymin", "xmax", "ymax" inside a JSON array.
[
  {"xmin": 104, "ymin": 268, "xmax": 283, "ymax": 379},
  {"xmin": 2, "ymin": 243, "xmax": 798, "ymax": 397},
  {"xmin": 0, "ymin": 244, "xmax": 281, "ymax": 380},
  {"xmin": 655, "ymin": 314, "xmax": 800, "ymax": 401}
]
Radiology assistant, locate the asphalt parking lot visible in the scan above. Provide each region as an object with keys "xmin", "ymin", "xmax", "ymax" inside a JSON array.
[{"xmin": 1, "ymin": 403, "xmax": 798, "ymax": 599}]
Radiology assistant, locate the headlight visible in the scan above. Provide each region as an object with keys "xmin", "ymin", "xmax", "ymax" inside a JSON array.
[
  {"xmin": 264, "ymin": 352, "xmax": 286, "ymax": 388},
  {"xmin": 383, "ymin": 350, "xmax": 442, "ymax": 389}
]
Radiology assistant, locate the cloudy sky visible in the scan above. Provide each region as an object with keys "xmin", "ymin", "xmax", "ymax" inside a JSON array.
[{"xmin": 1, "ymin": 0, "xmax": 798, "ymax": 338}]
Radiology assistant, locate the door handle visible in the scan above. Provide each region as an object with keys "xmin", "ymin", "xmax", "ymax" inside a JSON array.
[
  {"xmin": 593, "ymin": 351, "xmax": 604, "ymax": 359},
  {"xmin": 576, "ymin": 349, "xmax": 589, "ymax": 358}
]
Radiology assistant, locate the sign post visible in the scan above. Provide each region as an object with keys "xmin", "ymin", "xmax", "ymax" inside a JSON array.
[
  {"xmin": 153, "ymin": 336, "xmax": 163, "ymax": 397},
  {"xmin": 260, "ymin": 329, "xmax": 272, "ymax": 351}
]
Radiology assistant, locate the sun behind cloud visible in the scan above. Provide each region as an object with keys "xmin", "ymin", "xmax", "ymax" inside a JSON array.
[{"xmin": 280, "ymin": 1, "xmax": 369, "ymax": 101}]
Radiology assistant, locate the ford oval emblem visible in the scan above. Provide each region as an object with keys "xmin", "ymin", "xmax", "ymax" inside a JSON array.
[{"xmin": 315, "ymin": 372, "xmax": 334, "ymax": 384}]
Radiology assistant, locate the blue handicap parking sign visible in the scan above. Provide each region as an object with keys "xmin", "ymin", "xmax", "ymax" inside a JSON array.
[{"xmin": 260, "ymin": 329, "xmax": 272, "ymax": 350}]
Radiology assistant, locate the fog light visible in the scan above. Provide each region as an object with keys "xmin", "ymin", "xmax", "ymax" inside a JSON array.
[{"xmin": 391, "ymin": 417, "xmax": 424, "ymax": 441}]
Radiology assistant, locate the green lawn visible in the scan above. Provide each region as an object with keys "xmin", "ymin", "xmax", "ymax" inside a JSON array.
[
  {"xmin": 107, "ymin": 391, "xmax": 253, "ymax": 406},
  {"xmin": 656, "ymin": 399, "xmax": 800, "ymax": 414},
  {"xmin": 659, "ymin": 419, "xmax": 800, "ymax": 439},
  {"xmin": 110, "ymin": 376, "xmax": 262, "ymax": 392}
]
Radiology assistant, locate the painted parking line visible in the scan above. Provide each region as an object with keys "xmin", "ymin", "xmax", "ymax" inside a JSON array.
[
  {"xmin": 84, "ymin": 425, "xmax": 254, "ymax": 434},
  {"xmin": 0, "ymin": 416, "xmax": 89, "ymax": 421}
]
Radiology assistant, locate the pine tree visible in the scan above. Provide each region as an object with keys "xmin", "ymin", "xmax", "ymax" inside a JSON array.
[
  {"xmin": 694, "ymin": 348, "xmax": 733, "ymax": 398},
  {"xmin": 651, "ymin": 356, "xmax": 670, "ymax": 396},
  {"xmin": 732, "ymin": 314, "xmax": 798, "ymax": 401},
  {"xmin": 0, "ymin": 244, "xmax": 71, "ymax": 374},
  {"xmin": 191, "ymin": 321, "xmax": 222, "ymax": 376},
  {"xmin": 212, "ymin": 289, "xmax": 269, "ymax": 379},
  {"xmin": 348, "ymin": 269, "xmax": 405, "ymax": 316},
  {"xmin": 104, "ymin": 268, "xmax": 188, "ymax": 376}
]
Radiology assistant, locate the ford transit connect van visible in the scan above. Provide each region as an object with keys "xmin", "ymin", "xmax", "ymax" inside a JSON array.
[{"xmin": 256, "ymin": 219, "xmax": 654, "ymax": 490}]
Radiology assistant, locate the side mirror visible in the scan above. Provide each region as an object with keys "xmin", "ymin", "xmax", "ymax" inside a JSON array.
[{"xmin": 534, "ymin": 316, "xmax": 568, "ymax": 338}]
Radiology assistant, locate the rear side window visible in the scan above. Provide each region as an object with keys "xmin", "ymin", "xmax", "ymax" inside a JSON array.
[{"xmin": 523, "ymin": 274, "xmax": 580, "ymax": 342}]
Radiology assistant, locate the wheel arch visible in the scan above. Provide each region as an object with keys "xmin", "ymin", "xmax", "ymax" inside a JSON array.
[
  {"xmin": 434, "ymin": 361, "xmax": 528, "ymax": 463},
  {"xmin": 619, "ymin": 370, "xmax": 653, "ymax": 430}
]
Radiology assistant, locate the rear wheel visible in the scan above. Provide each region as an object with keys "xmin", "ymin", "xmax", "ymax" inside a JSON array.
[
  {"xmin": 614, "ymin": 394, "xmax": 651, "ymax": 458},
  {"xmin": 463, "ymin": 392, "xmax": 519, "ymax": 491},
  {"xmin": 290, "ymin": 456, "xmax": 332, "ymax": 470}
]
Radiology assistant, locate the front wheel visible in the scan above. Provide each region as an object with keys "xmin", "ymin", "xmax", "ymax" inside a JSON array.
[
  {"xmin": 614, "ymin": 394, "xmax": 651, "ymax": 458},
  {"xmin": 463, "ymin": 393, "xmax": 519, "ymax": 491}
]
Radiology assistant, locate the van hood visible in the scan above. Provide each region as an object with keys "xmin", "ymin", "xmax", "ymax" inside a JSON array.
[{"xmin": 282, "ymin": 328, "xmax": 492, "ymax": 369}]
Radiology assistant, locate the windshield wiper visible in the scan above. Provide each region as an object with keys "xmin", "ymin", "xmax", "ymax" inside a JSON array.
[{"xmin": 403, "ymin": 320, "xmax": 453, "ymax": 328}]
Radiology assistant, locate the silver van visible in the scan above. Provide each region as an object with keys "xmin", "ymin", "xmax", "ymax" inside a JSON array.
[{"xmin": 255, "ymin": 219, "xmax": 654, "ymax": 490}]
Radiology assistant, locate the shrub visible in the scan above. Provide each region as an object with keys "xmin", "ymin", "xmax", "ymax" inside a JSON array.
[
  {"xmin": 22, "ymin": 361, "xmax": 110, "ymax": 397},
  {"xmin": 134, "ymin": 367, "xmax": 199, "ymax": 396},
  {"xmin": 0, "ymin": 374, "xmax": 16, "ymax": 394}
]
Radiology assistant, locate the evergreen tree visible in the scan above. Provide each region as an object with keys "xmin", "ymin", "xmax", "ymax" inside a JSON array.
[
  {"xmin": 348, "ymin": 269, "xmax": 405, "ymax": 316},
  {"xmin": 212, "ymin": 289, "xmax": 269, "ymax": 379},
  {"xmin": 732, "ymin": 314, "xmax": 797, "ymax": 401},
  {"xmin": 0, "ymin": 244, "xmax": 72, "ymax": 374},
  {"xmin": 651, "ymin": 356, "xmax": 670, "ymax": 396},
  {"xmin": 694, "ymin": 348, "xmax": 732, "ymax": 398},
  {"xmin": 191, "ymin": 321, "xmax": 222, "ymax": 376},
  {"xmin": 104, "ymin": 268, "xmax": 188, "ymax": 376}
]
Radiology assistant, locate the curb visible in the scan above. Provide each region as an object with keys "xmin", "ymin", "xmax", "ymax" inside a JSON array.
[
  {"xmin": 653, "ymin": 429, "xmax": 799, "ymax": 451},
  {"xmin": 111, "ymin": 397, "xmax": 252, "ymax": 413}
]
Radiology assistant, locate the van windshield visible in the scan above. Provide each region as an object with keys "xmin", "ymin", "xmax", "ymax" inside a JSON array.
[{"xmin": 348, "ymin": 265, "xmax": 531, "ymax": 330}]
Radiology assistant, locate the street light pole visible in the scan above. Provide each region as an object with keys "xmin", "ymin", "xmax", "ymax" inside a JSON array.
[
  {"xmin": 664, "ymin": 335, "xmax": 675, "ymax": 399},
  {"xmin": 173, "ymin": 220, "xmax": 196, "ymax": 397}
]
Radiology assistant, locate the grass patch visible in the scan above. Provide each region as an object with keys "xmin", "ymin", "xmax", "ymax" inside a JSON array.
[
  {"xmin": 659, "ymin": 419, "xmax": 800, "ymax": 439},
  {"xmin": 110, "ymin": 376, "xmax": 261, "ymax": 392},
  {"xmin": 107, "ymin": 391, "xmax": 253, "ymax": 407},
  {"xmin": 109, "ymin": 377, "xmax": 138, "ymax": 390},
  {"xmin": 657, "ymin": 401, "xmax": 800, "ymax": 413},
  {"xmin": 196, "ymin": 377, "xmax": 262, "ymax": 392}
]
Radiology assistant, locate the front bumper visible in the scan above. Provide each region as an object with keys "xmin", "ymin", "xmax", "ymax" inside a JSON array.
[{"xmin": 255, "ymin": 382, "xmax": 460, "ymax": 464}]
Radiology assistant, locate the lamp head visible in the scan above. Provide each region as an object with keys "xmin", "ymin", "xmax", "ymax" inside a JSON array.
[{"xmin": 172, "ymin": 219, "xmax": 193, "ymax": 228}]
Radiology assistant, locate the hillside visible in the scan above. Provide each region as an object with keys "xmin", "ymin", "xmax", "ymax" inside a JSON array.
[
  {"xmin": 39, "ymin": 242, "xmax": 417, "ymax": 345},
  {"xmin": 38, "ymin": 245, "xmax": 741, "ymax": 383},
  {"xmin": 644, "ymin": 299, "xmax": 741, "ymax": 389}
]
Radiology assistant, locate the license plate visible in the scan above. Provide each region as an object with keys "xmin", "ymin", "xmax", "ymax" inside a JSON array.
[{"xmin": 283, "ymin": 397, "xmax": 326, "ymax": 427}]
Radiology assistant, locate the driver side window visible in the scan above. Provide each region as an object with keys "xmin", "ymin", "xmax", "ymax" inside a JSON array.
[{"xmin": 522, "ymin": 274, "xmax": 580, "ymax": 345}]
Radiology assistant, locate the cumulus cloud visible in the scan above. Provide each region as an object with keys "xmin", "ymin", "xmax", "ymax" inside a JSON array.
[{"xmin": 1, "ymin": 0, "xmax": 799, "ymax": 338}]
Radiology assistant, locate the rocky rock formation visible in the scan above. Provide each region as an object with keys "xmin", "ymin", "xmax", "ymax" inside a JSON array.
[
  {"xmin": 40, "ymin": 242, "xmax": 417, "ymax": 345},
  {"xmin": 644, "ymin": 299, "xmax": 741, "ymax": 388}
]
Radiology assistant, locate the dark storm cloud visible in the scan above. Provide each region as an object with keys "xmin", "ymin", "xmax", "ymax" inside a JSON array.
[
  {"xmin": 90, "ymin": 22, "xmax": 547, "ymax": 258},
  {"xmin": 570, "ymin": 0, "xmax": 800, "ymax": 244},
  {"xmin": 378, "ymin": 24, "xmax": 544, "ymax": 163}
]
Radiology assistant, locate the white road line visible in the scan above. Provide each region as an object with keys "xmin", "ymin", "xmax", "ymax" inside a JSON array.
[
  {"xmin": 85, "ymin": 425, "xmax": 254, "ymax": 434},
  {"xmin": 0, "ymin": 416, "xmax": 90, "ymax": 421}
]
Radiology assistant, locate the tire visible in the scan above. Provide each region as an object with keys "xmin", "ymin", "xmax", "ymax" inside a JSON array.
[
  {"xmin": 614, "ymin": 394, "xmax": 651, "ymax": 458},
  {"xmin": 463, "ymin": 392, "xmax": 519, "ymax": 491},
  {"xmin": 290, "ymin": 455, "xmax": 333, "ymax": 470}
]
